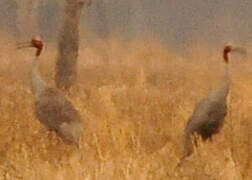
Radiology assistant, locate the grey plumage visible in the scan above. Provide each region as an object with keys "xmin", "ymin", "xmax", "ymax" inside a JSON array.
[
  {"xmin": 19, "ymin": 38, "xmax": 83, "ymax": 146},
  {"xmin": 184, "ymin": 80, "xmax": 229, "ymax": 156},
  {"xmin": 34, "ymin": 87, "xmax": 83, "ymax": 146},
  {"xmin": 183, "ymin": 46, "xmax": 233, "ymax": 157}
]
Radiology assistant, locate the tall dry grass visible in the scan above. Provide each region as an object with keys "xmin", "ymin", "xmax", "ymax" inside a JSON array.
[{"xmin": 0, "ymin": 34, "xmax": 251, "ymax": 179}]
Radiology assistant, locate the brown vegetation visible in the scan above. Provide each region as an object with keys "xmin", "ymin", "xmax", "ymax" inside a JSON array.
[{"xmin": 0, "ymin": 35, "xmax": 251, "ymax": 179}]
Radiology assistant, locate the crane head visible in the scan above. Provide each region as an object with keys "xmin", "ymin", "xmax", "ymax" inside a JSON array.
[
  {"xmin": 78, "ymin": 0, "xmax": 92, "ymax": 7},
  {"xmin": 17, "ymin": 36, "xmax": 44, "ymax": 57},
  {"xmin": 223, "ymin": 45, "xmax": 247, "ymax": 64},
  {"xmin": 66, "ymin": 0, "xmax": 92, "ymax": 7},
  {"xmin": 223, "ymin": 45, "xmax": 232, "ymax": 64}
]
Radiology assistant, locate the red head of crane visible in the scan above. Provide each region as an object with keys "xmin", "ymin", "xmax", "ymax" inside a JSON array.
[
  {"xmin": 18, "ymin": 36, "xmax": 44, "ymax": 56},
  {"xmin": 223, "ymin": 45, "xmax": 232, "ymax": 64}
]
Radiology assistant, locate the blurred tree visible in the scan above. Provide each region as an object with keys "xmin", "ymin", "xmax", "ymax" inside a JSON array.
[
  {"xmin": 38, "ymin": 0, "xmax": 62, "ymax": 41},
  {"xmin": 93, "ymin": 0, "xmax": 110, "ymax": 39},
  {"xmin": 89, "ymin": 0, "xmax": 111, "ymax": 64},
  {"xmin": 16, "ymin": 0, "xmax": 40, "ymax": 40},
  {"xmin": 0, "ymin": 0, "xmax": 18, "ymax": 35},
  {"xmin": 55, "ymin": 0, "xmax": 87, "ymax": 91}
]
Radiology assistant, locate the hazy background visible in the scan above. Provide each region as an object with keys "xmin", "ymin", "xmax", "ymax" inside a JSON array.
[
  {"xmin": 0, "ymin": 1, "xmax": 252, "ymax": 179},
  {"xmin": 0, "ymin": 0, "xmax": 252, "ymax": 51}
]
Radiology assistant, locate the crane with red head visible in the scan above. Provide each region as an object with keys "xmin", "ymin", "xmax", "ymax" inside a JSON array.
[
  {"xmin": 183, "ymin": 44, "xmax": 245, "ymax": 158},
  {"xmin": 18, "ymin": 37, "xmax": 84, "ymax": 147}
]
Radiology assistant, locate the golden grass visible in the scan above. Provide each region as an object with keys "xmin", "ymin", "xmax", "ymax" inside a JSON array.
[{"xmin": 0, "ymin": 35, "xmax": 251, "ymax": 179}]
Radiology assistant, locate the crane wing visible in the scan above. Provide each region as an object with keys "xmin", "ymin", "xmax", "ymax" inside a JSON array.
[{"xmin": 35, "ymin": 87, "xmax": 82, "ymax": 131}]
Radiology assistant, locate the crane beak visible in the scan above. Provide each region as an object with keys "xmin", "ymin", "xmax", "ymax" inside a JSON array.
[
  {"xmin": 16, "ymin": 42, "xmax": 33, "ymax": 49},
  {"xmin": 232, "ymin": 47, "xmax": 247, "ymax": 56}
]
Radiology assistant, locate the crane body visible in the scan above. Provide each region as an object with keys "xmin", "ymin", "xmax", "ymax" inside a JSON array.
[
  {"xmin": 18, "ymin": 37, "xmax": 83, "ymax": 146},
  {"xmin": 183, "ymin": 45, "xmax": 233, "ymax": 157}
]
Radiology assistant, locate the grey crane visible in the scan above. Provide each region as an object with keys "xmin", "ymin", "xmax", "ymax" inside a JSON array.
[
  {"xmin": 183, "ymin": 45, "xmax": 238, "ymax": 157},
  {"xmin": 18, "ymin": 37, "xmax": 83, "ymax": 147}
]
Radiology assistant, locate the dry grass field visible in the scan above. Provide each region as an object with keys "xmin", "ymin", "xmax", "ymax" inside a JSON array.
[{"xmin": 0, "ymin": 34, "xmax": 251, "ymax": 179}]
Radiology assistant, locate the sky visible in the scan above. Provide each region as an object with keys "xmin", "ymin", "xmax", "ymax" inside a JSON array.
[
  {"xmin": 1, "ymin": 0, "xmax": 252, "ymax": 50},
  {"xmin": 85, "ymin": 0, "xmax": 252, "ymax": 49}
]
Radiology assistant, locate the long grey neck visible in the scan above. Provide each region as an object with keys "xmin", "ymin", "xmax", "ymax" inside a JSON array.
[
  {"xmin": 31, "ymin": 56, "xmax": 46, "ymax": 95},
  {"xmin": 224, "ymin": 64, "xmax": 231, "ymax": 90},
  {"xmin": 209, "ymin": 64, "xmax": 230, "ymax": 101}
]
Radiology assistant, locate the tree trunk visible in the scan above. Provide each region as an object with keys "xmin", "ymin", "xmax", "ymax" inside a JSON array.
[{"xmin": 55, "ymin": 0, "xmax": 85, "ymax": 91}]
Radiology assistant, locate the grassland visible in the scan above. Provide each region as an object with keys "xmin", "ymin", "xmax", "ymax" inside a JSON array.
[{"xmin": 0, "ymin": 34, "xmax": 251, "ymax": 179}]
